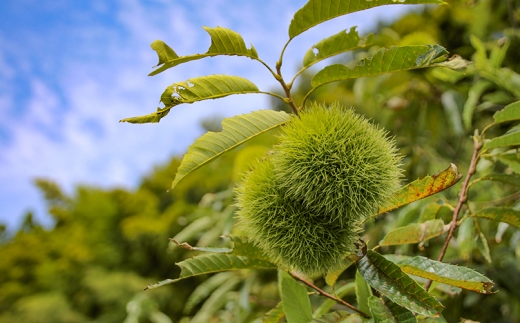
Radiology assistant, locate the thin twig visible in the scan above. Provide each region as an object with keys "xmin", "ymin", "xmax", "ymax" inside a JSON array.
[
  {"xmin": 425, "ymin": 135, "xmax": 482, "ymax": 291},
  {"xmin": 289, "ymin": 271, "xmax": 370, "ymax": 318}
]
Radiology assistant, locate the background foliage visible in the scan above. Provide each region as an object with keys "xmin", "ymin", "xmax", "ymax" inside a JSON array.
[{"xmin": 1, "ymin": 0, "xmax": 520, "ymax": 322}]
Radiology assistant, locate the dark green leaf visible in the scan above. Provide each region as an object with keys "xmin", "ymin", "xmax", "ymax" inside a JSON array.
[
  {"xmin": 379, "ymin": 219, "xmax": 447, "ymax": 246},
  {"xmin": 473, "ymin": 207, "xmax": 520, "ymax": 229},
  {"xmin": 493, "ymin": 100, "xmax": 520, "ymax": 124},
  {"xmin": 356, "ymin": 270, "xmax": 373, "ymax": 315},
  {"xmin": 171, "ymin": 110, "xmax": 290, "ymax": 190},
  {"xmin": 263, "ymin": 301, "xmax": 285, "ymax": 323},
  {"xmin": 278, "ymin": 271, "xmax": 313, "ymax": 323},
  {"xmin": 474, "ymin": 173, "xmax": 520, "ymax": 187},
  {"xmin": 288, "ymin": 0, "xmax": 446, "ymax": 39},
  {"xmin": 496, "ymin": 153, "xmax": 520, "ymax": 173},
  {"xmin": 375, "ymin": 164, "xmax": 462, "ymax": 216},
  {"xmin": 310, "ymin": 311, "xmax": 351, "ymax": 323},
  {"xmin": 357, "ymin": 250, "xmax": 443, "ymax": 316},
  {"xmin": 303, "ymin": 27, "xmax": 373, "ymax": 67},
  {"xmin": 149, "ymin": 27, "xmax": 258, "ymax": 76},
  {"xmin": 311, "ymin": 45, "xmax": 448, "ymax": 88},
  {"xmin": 398, "ymin": 256, "xmax": 495, "ymax": 294},
  {"xmin": 368, "ymin": 296, "xmax": 417, "ymax": 323},
  {"xmin": 325, "ymin": 256, "xmax": 357, "ymax": 287}
]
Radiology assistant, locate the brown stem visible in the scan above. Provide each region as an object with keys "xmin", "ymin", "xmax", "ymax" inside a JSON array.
[
  {"xmin": 275, "ymin": 62, "xmax": 299, "ymax": 116},
  {"xmin": 289, "ymin": 271, "xmax": 370, "ymax": 318},
  {"xmin": 425, "ymin": 136, "xmax": 482, "ymax": 291}
]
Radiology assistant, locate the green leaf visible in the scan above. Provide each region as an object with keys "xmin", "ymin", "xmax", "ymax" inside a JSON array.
[
  {"xmin": 473, "ymin": 207, "xmax": 520, "ymax": 229},
  {"xmin": 441, "ymin": 90, "xmax": 464, "ymax": 136},
  {"xmin": 476, "ymin": 232, "xmax": 492, "ymax": 263},
  {"xmin": 303, "ymin": 27, "xmax": 373, "ymax": 67},
  {"xmin": 474, "ymin": 173, "xmax": 520, "ymax": 187},
  {"xmin": 184, "ymin": 272, "xmax": 235, "ymax": 313},
  {"xmin": 171, "ymin": 110, "xmax": 290, "ymax": 190},
  {"xmin": 120, "ymin": 75, "xmax": 260, "ymax": 124},
  {"xmin": 356, "ymin": 270, "xmax": 373, "ymax": 315},
  {"xmin": 263, "ymin": 301, "xmax": 285, "ymax": 323},
  {"xmin": 379, "ymin": 219, "xmax": 447, "ymax": 246},
  {"xmin": 325, "ymin": 256, "xmax": 357, "ymax": 287},
  {"xmin": 496, "ymin": 153, "xmax": 520, "ymax": 173},
  {"xmin": 288, "ymin": 0, "xmax": 446, "ymax": 39},
  {"xmin": 313, "ymin": 282, "xmax": 356, "ymax": 319},
  {"xmin": 457, "ymin": 218, "xmax": 475, "ymax": 261},
  {"xmin": 278, "ymin": 271, "xmax": 313, "ymax": 323},
  {"xmin": 310, "ymin": 311, "xmax": 351, "ymax": 323},
  {"xmin": 189, "ymin": 276, "xmax": 242, "ymax": 323},
  {"xmin": 397, "ymin": 256, "xmax": 495, "ymax": 294},
  {"xmin": 417, "ymin": 316, "xmax": 448, "ymax": 323},
  {"xmin": 463, "ymin": 80, "xmax": 492, "ymax": 129},
  {"xmin": 311, "ymin": 45, "xmax": 448, "ymax": 88},
  {"xmin": 418, "ymin": 201, "xmax": 444, "ymax": 222},
  {"xmin": 368, "ymin": 296, "xmax": 417, "ymax": 323},
  {"xmin": 375, "ymin": 164, "xmax": 462, "ymax": 216},
  {"xmin": 357, "ymin": 250, "xmax": 443, "ymax": 317},
  {"xmin": 493, "ymin": 100, "xmax": 520, "ymax": 124},
  {"xmin": 484, "ymin": 129, "xmax": 520, "ymax": 149},
  {"xmin": 170, "ymin": 239, "xmax": 232, "ymax": 254},
  {"xmin": 149, "ymin": 27, "xmax": 258, "ymax": 76},
  {"xmin": 228, "ymin": 235, "xmax": 273, "ymax": 261}
]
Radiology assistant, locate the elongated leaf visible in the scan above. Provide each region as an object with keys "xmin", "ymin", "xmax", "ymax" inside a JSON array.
[
  {"xmin": 484, "ymin": 129, "xmax": 520, "ymax": 149},
  {"xmin": 171, "ymin": 110, "xmax": 290, "ymax": 190},
  {"xmin": 473, "ymin": 207, "xmax": 520, "ymax": 228},
  {"xmin": 325, "ymin": 255, "xmax": 358, "ymax": 286},
  {"xmin": 313, "ymin": 282, "xmax": 356, "ymax": 318},
  {"xmin": 189, "ymin": 276, "xmax": 241, "ymax": 323},
  {"xmin": 184, "ymin": 272, "xmax": 235, "ymax": 313},
  {"xmin": 263, "ymin": 301, "xmax": 285, "ymax": 323},
  {"xmin": 398, "ymin": 256, "xmax": 495, "ymax": 294},
  {"xmin": 279, "ymin": 271, "xmax": 313, "ymax": 323},
  {"xmin": 375, "ymin": 164, "xmax": 462, "ymax": 216},
  {"xmin": 356, "ymin": 270, "xmax": 373, "ymax": 315},
  {"xmin": 288, "ymin": 0, "xmax": 446, "ymax": 39},
  {"xmin": 441, "ymin": 90, "xmax": 464, "ymax": 136},
  {"xmin": 121, "ymin": 75, "xmax": 260, "ymax": 124},
  {"xmin": 493, "ymin": 100, "xmax": 520, "ymax": 124},
  {"xmin": 170, "ymin": 239, "xmax": 232, "ymax": 254},
  {"xmin": 496, "ymin": 153, "xmax": 520, "ymax": 173},
  {"xmin": 150, "ymin": 27, "xmax": 258, "ymax": 76},
  {"xmin": 303, "ymin": 27, "xmax": 373, "ymax": 67},
  {"xmin": 144, "ymin": 253, "xmax": 276, "ymax": 290},
  {"xmin": 457, "ymin": 218, "xmax": 475, "ymax": 261},
  {"xmin": 474, "ymin": 173, "xmax": 520, "ymax": 187},
  {"xmin": 476, "ymin": 232, "xmax": 492, "ymax": 263},
  {"xmin": 379, "ymin": 219, "xmax": 448, "ymax": 246},
  {"xmin": 368, "ymin": 296, "xmax": 417, "ymax": 323},
  {"xmin": 357, "ymin": 250, "xmax": 443, "ymax": 317},
  {"xmin": 228, "ymin": 235, "xmax": 273, "ymax": 261},
  {"xmin": 311, "ymin": 311, "xmax": 351, "ymax": 323},
  {"xmin": 311, "ymin": 45, "xmax": 448, "ymax": 88},
  {"xmin": 418, "ymin": 201, "xmax": 444, "ymax": 222},
  {"xmin": 463, "ymin": 80, "xmax": 492, "ymax": 129}
]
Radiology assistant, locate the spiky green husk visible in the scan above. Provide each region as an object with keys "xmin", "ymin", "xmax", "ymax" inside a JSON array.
[
  {"xmin": 273, "ymin": 103, "xmax": 402, "ymax": 225},
  {"xmin": 235, "ymin": 157, "xmax": 360, "ymax": 276},
  {"xmin": 235, "ymin": 103, "xmax": 402, "ymax": 275}
]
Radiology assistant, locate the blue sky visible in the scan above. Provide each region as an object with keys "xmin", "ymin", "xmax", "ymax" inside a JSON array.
[{"xmin": 0, "ymin": 0, "xmax": 417, "ymax": 230}]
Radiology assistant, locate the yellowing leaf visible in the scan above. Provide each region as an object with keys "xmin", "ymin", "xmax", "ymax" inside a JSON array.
[
  {"xmin": 473, "ymin": 207, "xmax": 520, "ymax": 229},
  {"xmin": 379, "ymin": 219, "xmax": 448, "ymax": 246}
]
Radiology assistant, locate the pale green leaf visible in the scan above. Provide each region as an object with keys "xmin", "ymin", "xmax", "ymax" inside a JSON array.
[
  {"xmin": 357, "ymin": 250, "xmax": 443, "ymax": 317},
  {"xmin": 310, "ymin": 311, "xmax": 351, "ymax": 323},
  {"xmin": 463, "ymin": 80, "xmax": 492, "ymax": 129},
  {"xmin": 227, "ymin": 235, "xmax": 273, "ymax": 261},
  {"xmin": 170, "ymin": 239, "xmax": 232, "ymax": 254},
  {"xmin": 476, "ymin": 232, "xmax": 492, "ymax": 263},
  {"xmin": 379, "ymin": 219, "xmax": 447, "ymax": 246},
  {"xmin": 418, "ymin": 201, "xmax": 444, "ymax": 222},
  {"xmin": 144, "ymin": 253, "xmax": 276, "ymax": 290},
  {"xmin": 278, "ymin": 271, "xmax": 313, "ymax": 323},
  {"xmin": 313, "ymin": 282, "xmax": 356, "ymax": 319},
  {"xmin": 184, "ymin": 272, "xmax": 235, "ymax": 313},
  {"xmin": 493, "ymin": 100, "xmax": 520, "ymax": 124},
  {"xmin": 189, "ymin": 276, "xmax": 241, "ymax": 323},
  {"xmin": 441, "ymin": 90, "xmax": 464, "ymax": 136},
  {"xmin": 484, "ymin": 129, "xmax": 520, "ymax": 149},
  {"xmin": 149, "ymin": 27, "xmax": 258, "ymax": 76},
  {"xmin": 355, "ymin": 270, "xmax": 373, "ymax": 315},
  {"xmin": 169, "ymin": 216, "xmax": 215, "ymax": 247},
  {"xmin": 121, "ymin": 75, "xmax": 260, "ymax": 124},
  {"xmin": 171, "ymin": 110, "xmax": 290, "ymax": 190},
  {"xmin": 496, "ymin": 153, "xmax": 520, "ymax": 173},
  {"xmin": 397, "ymin": 256, "xmax": 495, "ymax": 294},
  {"xmin": 457, "ymin": 218, "xmax": 475, "ymax": 261},
  {"xmin": 288, "ymin": 0, "xmax": 446, "ymax": 39},
  {"xmin": 474, "ymin": 173, "xmax": 520, "ymax": 187},
  {"xmin": 375, "ymin": 164, "xmax": 462, "ymax": 216},
  {"xmin": 311, "ymin": 45, "xmax": 448, "ymax": 88},
  {"xmin": 303, "ymin": 27, "xmax": 373, "ymax": 67},
  {"xmin": 432, "ymin": 54, "xmax": 471, "ymax": 71},
  {"xmin": 473, "ymin": 207, "xmax": 520, "ymax": 229},
  {"xmin": 263, "ymin": 301, "xmax": 285, "ymax": 323},
  {"xmin": 368, "ymin": 296, "xmax": 417, "ymax": 323}
]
